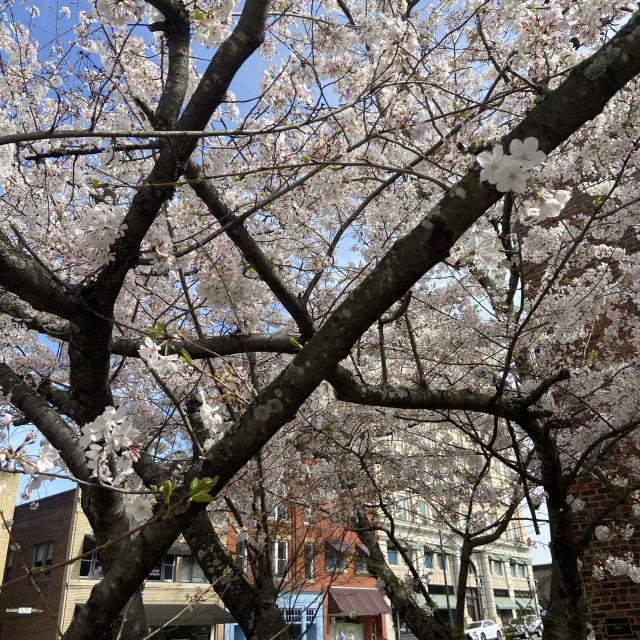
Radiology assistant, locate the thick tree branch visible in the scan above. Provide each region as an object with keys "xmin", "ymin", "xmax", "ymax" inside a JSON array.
[
  {"xmin": 92, "ymin": 0, "xmax": 270, "ymax": 308},
  {"xmin": 0, "ymin": 363, "xmax": 90, "ymax": 480},
  {"xmin": 145, "ymin": 0, "xmax": 191, "ymax": 129},
  {"xmin": 111, "ymin": 332, "xmax": 299, "ymax": 358},
  {"xmin": 0, "ymin": 293, "xmax": 71, "ymax": 340},
  {"xmin": 0, "ymin": 231, "xmax": 82, "ymax": 320}
]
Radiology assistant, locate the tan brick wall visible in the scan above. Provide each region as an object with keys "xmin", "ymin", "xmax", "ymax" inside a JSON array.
[{"xmin": 0, "ymin": 473, "xmax": 20, "ymax": 598}]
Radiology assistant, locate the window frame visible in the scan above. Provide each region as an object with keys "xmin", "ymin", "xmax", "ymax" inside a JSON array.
[
  {"xmin": 325, "ymin": 550, "xmax": 346, "ymax": 572},
  {"xmin": 418, "ymin": 500, "xmax": 429, "ymax": 523},
  {"xmin": 181, "ymin": 555, "xmax": 207, "ymax": 583},
  {"xmin": 387, "ymin": 542, "xmax": 398, "ymax": 566},
  {"xmin": 235, "ymin": 539, "xmax": 248, "ymax": 573},
  {"xmin": 147, "ymin": 554, "xmax": 176, "ymax": 582},
  {"xmin": 396, "ymin": 498, "xmax": 408, "ymax": 521},
  {"xmin": 304, "ymin": 542, "xmax": 314, "ymax": 580},
  {"xmin": 79, "ymin": 535, "xmax": 101, "ymax": 580},
  {"xmin": 272, "ymin": 539, "xmax": 289, "ymax": 578},
  {"xmin": 32, "ymin": 542, "xmax": 54, "ymax": 581},
  {"xmin": 269, "ymin": 504, "xmax": 289, "ymax": 521}
]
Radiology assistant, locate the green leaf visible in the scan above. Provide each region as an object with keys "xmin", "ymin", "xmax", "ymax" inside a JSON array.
[
  {"xmin": 161, "ymin": 479, "xmax": 176, "ymax": 504},
  {"xmin": 191, "ymin": 493, "xmax": 214, "ymax": 503},
  {"xmin": 193, "ymin": 8, "xmax": 205, "ymax": 22},
  {"xmin": 147, "ymin": 322, "xmax": 166, "ymax": 339},
  {"xmin": 289, "ymin": 337, "xmax": 303, "ymax": 351},
  {"xmin": 188, "ymin": 476, "xmax": 219, "ymax": 496}
]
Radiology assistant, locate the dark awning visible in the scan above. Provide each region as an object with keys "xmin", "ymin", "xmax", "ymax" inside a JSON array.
[
  {"xmin": 355, "ymin": 542, "xmax": 370, "ymax": 558},
  {"xmin": 328, "ymin": 587, "xmax": 392, "ymax": 616},
  {"xmin": 325, "ymin": 540, "xmax": 353, "ymax": 555},
  {"xmin": 145, "ymin": 603, "xmax": 235, "ymax": 626}
]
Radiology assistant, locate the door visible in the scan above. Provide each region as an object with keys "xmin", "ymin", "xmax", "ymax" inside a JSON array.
[
  {"xmin": 342, "ymin": 621, "xmax": 364, "ymax": 640},
  {"xmin": 333, "ymin": 617, "xmax": 364, "ymax": 640}
]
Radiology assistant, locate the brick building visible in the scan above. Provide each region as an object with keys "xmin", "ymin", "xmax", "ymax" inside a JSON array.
[
  {"xmin": 0, "ymin": 479, "xmax": 230, "ymax": 640},
  {"xmin": 225, "ymin": 505, "xmax": 392, "ymax": 640}
]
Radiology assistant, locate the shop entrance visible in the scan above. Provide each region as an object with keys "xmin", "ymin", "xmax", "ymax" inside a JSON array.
[{"xmin": 332, "ymin": 616, "xmax": 365, "ymax": 640}]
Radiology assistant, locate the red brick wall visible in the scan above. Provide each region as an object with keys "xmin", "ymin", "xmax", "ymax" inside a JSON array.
[{"xmin": 571, "ymin": 473, "xmax": 640, "ymax": 640}]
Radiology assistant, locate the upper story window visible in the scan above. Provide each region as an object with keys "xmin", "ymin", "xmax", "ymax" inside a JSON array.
[
  {"xmin": 79, "ymin": 536, "xmax": 101, "ymax": 579},
  {"xmin": 423, "ymin": 547, "xmax": 433, "ymax": 569},
  {"xmin": 182, "ymin": 556, "xmax": 207, "ymax": 583},
  {"xmin": 493, "ymin": 560, "xmax": 503, "ymax": 576},
  {"xmin": 354, "ymin": 543, "xmax": 369, "ymax": 574},
  {"xmin": 269, "ymin": 505, "xmax": 288, "ymax": 521},
  {"xmin": 519, "ymin": 564, "xmax": 527, "ymax": 579},
  {"xmin": 235, "ymin": 539, "xmax": 248, "ymax": 573},
  {"xmin": 33, "ymin": 542, "xmax": 53, "ymax": 581},
  {"xmin": 148, "ymin": 554, "xmax": 176, "ymax": 582},
  {"xmin": 272, "ymin": 540, "xmax": 288, "ymax": 578},
  {"xmin": 304, "ymin": 542, "xmax": 314, "ymax": 580},
  {"xmin": 396, "ymin": 498, "xmax": 408, "ymax": 521},
  {"xmin": 325, "ymin": 540, "xmax": 349, "ymax": 572},
  {"xmin": 418, "ymin": 501, "xmax": 429, "ymax": 523},
  {"xmin": 387, "ymin": 542, "xmax": 398, "ymax": 566}
]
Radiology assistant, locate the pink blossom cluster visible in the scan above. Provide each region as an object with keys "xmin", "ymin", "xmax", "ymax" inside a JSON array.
[
  {"xmin": 521, "ymin": 189, "xmax": 572, "ymax": 222},
  {"xmin": 477, "ymin": 137, "xmax": 546, "ymax": 193},
  {"xmin": 74, "ymin": 203, "xmax": 128, "ymax": 270},
  {"xmin": 79, "ymin": 406, "xmax": 141, "ymax": 484},
  {"xmin": 139, "ymin": 337, "xmax": 180, "ymax": 377}
]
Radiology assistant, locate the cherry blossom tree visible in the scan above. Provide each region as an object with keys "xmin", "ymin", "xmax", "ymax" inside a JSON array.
[{"xmin": 1, "ymin": 1, "xmax": 640, "ymax": 640}]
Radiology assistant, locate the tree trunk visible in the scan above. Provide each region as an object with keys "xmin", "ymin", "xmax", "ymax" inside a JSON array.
[
  {"xmin": 454, "ymin": 542, "xmax": 472, "ymax": 630},
  {"xmin": 355, "ymin": 515, "xmax": 452, "ymax": 640},
  {"xmin": 80, "ymin": 486, "xmax": 147, "ymax": 640},
  {"xmin": 183, "ymin": 511, "xmax": 289, "ymax": 640},
  {"xmin": 542, "ymin": 494, "xmax": 590, "ymax": 640}
]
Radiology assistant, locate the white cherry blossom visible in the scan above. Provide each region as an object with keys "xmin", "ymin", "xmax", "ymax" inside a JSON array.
[
  {"xmin": 470, "ymin": 235, "xmax": 502, "ymax": 268},
  {"xmin": 129, "ymin": 495, "xmax": 153, "ymax": 523},
  {"xmin": 509, "ymin": 137, "xmax": 547, "ymax": 169},
  {"xmin": 495, "ymin": 163, "xmax": 530, "ymax": 194}
]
